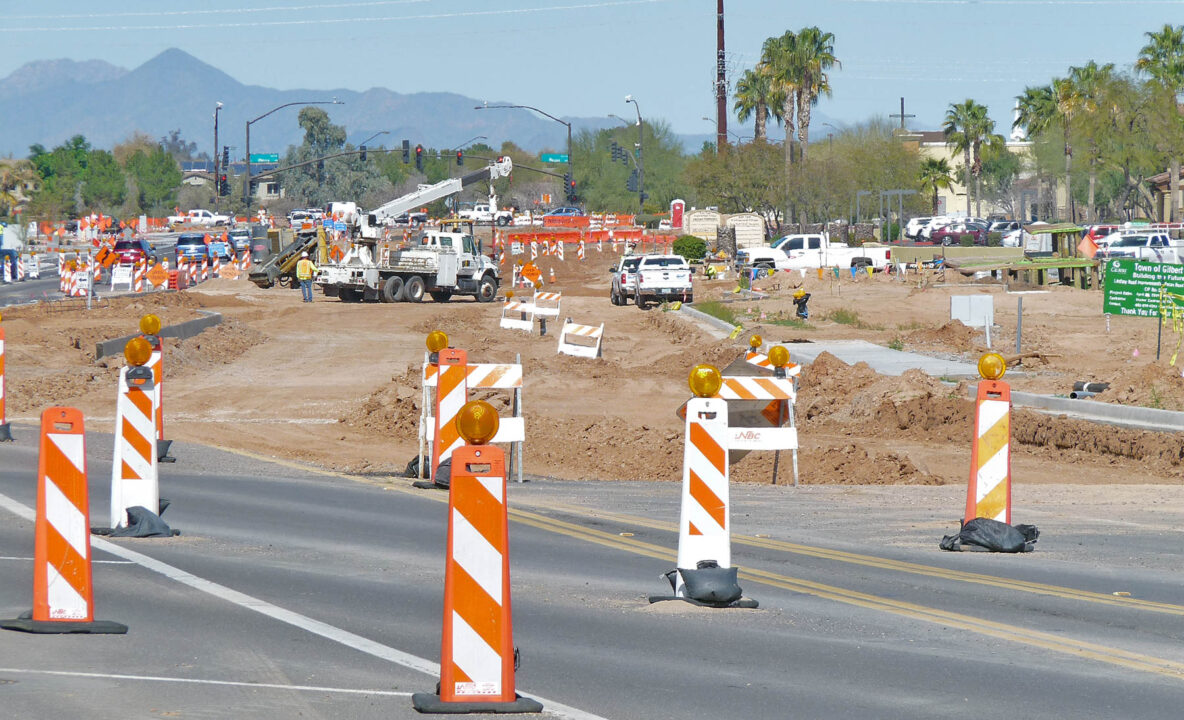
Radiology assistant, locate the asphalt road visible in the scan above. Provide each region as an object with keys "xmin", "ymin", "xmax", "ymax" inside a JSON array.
[{"xmin": 2, "ymin": 428, "xmax": 1184, "ymax": 719}]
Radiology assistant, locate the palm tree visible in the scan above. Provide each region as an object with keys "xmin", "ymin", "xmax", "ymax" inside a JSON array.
[
  {"xmin": 918, "ymin": 157, "xmax": 954, "ymax": 215},
  {"xmin": 943, "ymin": 99, "xmax": 993, "ymax": 216},
  {"xmin": 1015, "ymin": 85, "xmax": 1057, "ymax": 220},
  {"xmin": 1136, "ymin": 24, "xmax": 1184, "ymax": 222},
  {"xmin": 1050, "ymin": 75, "xmax": 1083, "ymax": 221},
  {"xmin": 789, "ymin": 26, "xmax": 839, "ymax": 160},
  {"xmin": 734, "ymin": 69, "xmax": 772, "ymax": 142},
  {"xmin": 761, "ymin": 30, "xmax": 799, "ymax": 166},
  {"xmin": 1068, "ymin": 61, "xmax": 1116, "ymax": 222}
]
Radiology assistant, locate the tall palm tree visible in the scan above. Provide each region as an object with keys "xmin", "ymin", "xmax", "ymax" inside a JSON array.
[
  {"xmin": 918, "ymin": 157, "xmax": 954, "ymax": 215},
  {"xmin": 1068, "ymin": 61, "xmax": 1117, "ymax": 222},
  {"xmin": 1136, "ymin": 24, "xmax": 1184, "ymax": 222},
  {"xmin": 734, "ymin": 69, "xmax": 772, "ymax": 142},
  {"xmin": 1015, "ymin": 85, "xmax": 1057, "ymax": 220},
  {"xmin": 1050, "ymin": 75, "xmax": 1083, "ymax": 221},
  {"xmin": 789, "ymin": 26, "xmax": 839, "ymax": 160},
  {"xmin": 761, "ymin": 30, "xmax": 799, "ymax": 166},
  {"xmin": 943, "ymin": 99, "xmax": 993, "ymax": 216}
]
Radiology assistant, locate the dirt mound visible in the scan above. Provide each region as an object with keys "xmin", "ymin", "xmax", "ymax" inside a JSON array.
[
  {"xmin": 166, "ymin": 319, "xmax": 265, "ymax": 373},
  {"xmin": 640, "ymin": 310, "xmax": 700, "ymax": 345},
  {"xmin": 526, "ymin": 416, "xmax": 683, "ymax": 482},
  {"xmin": 726, "ymin": 444, "xmax": 941, "ymax": 485},
  {"xmin": 1090, "ymin": 361, "xmax": 1184, "ymax": 411},
  {"xmin": 904, "ymin": 320, "xmax": 983, "ymax": 354},
  {"xmin": 7, "ymin": 365, "xmax": 118, "ymax": 415},
  {"xmin": 337, "ymin": 366, "xmax": 422, "ymax": 437},
  {"xmin": 659, "ymin": 340, "xmax": 749, "ymax": 378}
]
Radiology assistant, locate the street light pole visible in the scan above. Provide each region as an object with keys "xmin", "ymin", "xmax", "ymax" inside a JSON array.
[
  {"xmin": 213, "ymin": 102, "xmax": 223, "ymax": 208},
  {"xmin": 475, "ymin": 104, "xmax": 572, "ymax": 197},
  {"xmin": 626, "ymin": 95, "xmax": 643, "ymax": 214},
  {"xmin": 245, "ymin": 99, "xmax": 342, "ymax": 226}
]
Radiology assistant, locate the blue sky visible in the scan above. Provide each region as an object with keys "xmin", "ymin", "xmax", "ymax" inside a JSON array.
[{"xmin": 0, "ymin": 0, "xmax": 1173, "ymax": 137}]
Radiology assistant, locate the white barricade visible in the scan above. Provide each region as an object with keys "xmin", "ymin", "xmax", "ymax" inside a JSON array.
[{"xmin": 557, "ymin": 318, "xmax": 604, "ymax": 358}]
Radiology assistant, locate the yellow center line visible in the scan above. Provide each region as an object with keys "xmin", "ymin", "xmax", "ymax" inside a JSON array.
[{"xmin": 524, "ymin": 501, "xmax": 1184, "ymax": 617}]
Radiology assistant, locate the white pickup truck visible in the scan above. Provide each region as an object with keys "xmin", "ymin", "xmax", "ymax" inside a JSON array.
[
  {"xmin": 631, "ymin": 254, "xmax": 693, "ymax": 309},
  {"xmin": 739, "ymin": 233, "xmax": 892, "ymax": 271},
  {"xmin": 167, "ymin": 208, "xmax": 232, "ymax": 229},
  {"xmin": 458, "ymin": 202, "xmax": 513, "ymax": 226},
  {"xmin": 1098, "ymin": 231, "xmax": 1180, "ymax": 264}
]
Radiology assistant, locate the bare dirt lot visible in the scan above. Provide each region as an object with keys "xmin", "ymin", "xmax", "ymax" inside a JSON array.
[{"xmin": 3, "ymin": 236, "xmax": 1182, "ymax": 487}]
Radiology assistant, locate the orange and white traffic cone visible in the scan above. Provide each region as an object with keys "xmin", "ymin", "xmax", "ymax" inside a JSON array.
[
  {"xmin": 109, "ymin": 338, "xmax": 163, "ymax": 532},
  {"xmin": 0, "ymin": 407, "xmax": 127, "ymax": 634},
  {"xmin": 651, "ymin": 365, "xmax": 755, "ymax": 608},
  {"xmin": 138, "ymin": 314, "xmax": 174, "ymax": 463},
  {"xmin": 0, "ymin": 318, "xmax": 11, "ymax": 442},
  {"xmin": 429, "ymin": 348, "xmax": 469, "ymax": 488},
  {"xmin": 412, "ymin": 401, "xmax": 542, "ymax": 715},
  {"xmin": 548, "ymin": 267, "xmax": 556, "ymax": 284},
  {"xmin": 964, "ymin": 354, "xmax": 1012, "ymax": 524}
]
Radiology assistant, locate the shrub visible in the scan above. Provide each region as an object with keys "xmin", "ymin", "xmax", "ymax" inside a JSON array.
[
  {"xmin": 959, "ymin": 234, "xmax": 975, "ymax": 247},
  {"xmin": 883, "ymin": 222, "xmax": 900, "ymax": 242},
  {"xmin": 986, "ymin": 232, "xmax": 1003, "ymax": 247},
  {"xmin": 672, "ymin": 234, "xmax": 707, "ymax": 261}
]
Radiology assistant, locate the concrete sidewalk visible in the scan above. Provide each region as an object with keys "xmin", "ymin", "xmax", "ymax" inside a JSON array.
[{"xmin": 772, "ymin": 339, "xmax": 982, "ymax": 377}]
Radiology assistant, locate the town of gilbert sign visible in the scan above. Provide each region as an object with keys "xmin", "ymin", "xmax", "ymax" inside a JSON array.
[{"xmin": 1102, "ymin": 258, "xmax": 1184, "ymax": 317}]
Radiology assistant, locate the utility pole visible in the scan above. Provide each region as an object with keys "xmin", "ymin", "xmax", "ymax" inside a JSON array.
[
  {"xmin": 715, "ymin": 0, "xmax": 727, "ymax": 151},
  {"xmin": 889, "ymin": 97, "xmax": 914, "ymax": 132}
]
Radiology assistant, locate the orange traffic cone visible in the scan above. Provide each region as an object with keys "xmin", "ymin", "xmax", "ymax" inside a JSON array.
[{"xmin": 549, "ymin": 267, "xmax": 556, "ymax": 284}]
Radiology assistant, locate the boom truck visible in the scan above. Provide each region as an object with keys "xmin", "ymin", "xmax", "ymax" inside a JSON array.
[{"xmin": 316, "ymin": 156, "xmax": 513, "ymax": 303}]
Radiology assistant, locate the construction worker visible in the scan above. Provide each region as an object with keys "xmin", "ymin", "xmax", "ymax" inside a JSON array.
[
  {"xmin": 296, "ymin": 251, "xmax": 318, "ymax": 303},
  {"xmin": 792, "ymin": 288, "xmax": 811, "ymax": 320}
]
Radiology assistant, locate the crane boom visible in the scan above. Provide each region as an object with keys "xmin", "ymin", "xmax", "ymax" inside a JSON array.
[{"xmin": 365, "ymin": 156, "xmax": 513, "ymax": 230}]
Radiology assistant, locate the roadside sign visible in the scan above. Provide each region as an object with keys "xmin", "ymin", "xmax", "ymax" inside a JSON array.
[
  {"xmin": 249, "ymin": 153, "xmax": 279, "ymax": 164},
  {"xmin": 146, "ymin": 263, "xmax": 167, "ymax": 287},
  {"xmin": 520, "ymin": 263, "xmax": 541, "ymax": 283},
  {"xmin": 1102, "ymin": 258, "xmax": 1184, "ymax": 317},
  {"xmin": 540, "ymin": 153, "xmax": 569, "ymax": 164}
]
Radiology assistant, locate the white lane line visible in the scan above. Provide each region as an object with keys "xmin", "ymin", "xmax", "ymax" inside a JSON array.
[
  {"xmin": 0, "ymin": 668, "xmax": 411, "ymax": 696},
  {"xmin": 0, "ymin": 556, "xmax": 133, "ymax": 564},
  {"xmin": 0, "ymin": 491, "xmax": 606, "ymax": 720}
]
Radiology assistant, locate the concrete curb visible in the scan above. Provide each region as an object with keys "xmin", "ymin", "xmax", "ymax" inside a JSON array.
[
  {"xmin": 970, "ymin": 384, "xmax": 1184, "ymax": 433},
  {"xmin": 680, "ymin": 304, "xmax": 741, "ymax": 334},
  {"xmin": 95, "ymin": 310, "xmax": 223, "ymax": 360}
]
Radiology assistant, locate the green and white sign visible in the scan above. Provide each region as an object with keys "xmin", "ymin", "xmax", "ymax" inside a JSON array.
[
  {"xmin": 539, "ymin": 153, "xmax": 569, "ymax": 164},
  {"xmin": 250, "ymin": 153, "xmax": 280, "ymax": 163},
  {"xmin": 1102, "ymin": 258, "xmax": 1184, "ymax": 317}
]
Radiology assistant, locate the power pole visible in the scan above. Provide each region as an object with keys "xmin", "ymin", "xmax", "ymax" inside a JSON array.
[
  {"xmin": 715, "ymin": 0, "xmax": 727, "ymax": 151},
  {"xmin": 889, "ymin": 97, "xmax": 914, "ymax": 132}
]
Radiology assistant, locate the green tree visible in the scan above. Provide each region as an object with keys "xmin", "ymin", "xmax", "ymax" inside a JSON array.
[
  {"xmin": 789, "ymin": 26, "xmax": 839, "ymax": 160},
  {"xmin": 1015, "ymin": 84, "xmax": 1057, "ymax": 218},
  {"xmin": 1051, "ymin": 75, "xmax": 1085, "ymax": 221},
  {"xmin": 1136, "ymin": 23, "xmax": 1184, "ymax": 221},
  {"xmin": 760, "ymin": 30, "xmax": 799, "ymax": 170},
  {"xmin": 734, "ymin": 69, "xmax": 774, "ymax": 142},
  {"xmin": 126, "ymin": 146, "xmax": 182, "ymax": 214},
  {"xmin": 573, "ymin": 120, "xmax": 687, "ymax": 213},
  {"xmin": 943, "ymin": 99, "xmax": 998, "ymax": 216},
  {"xmin": 278, "ymin": 106, "xmax": 392, "ymax": 208},
  {"xmin": 81, "ymin": 150, "xmax": 126, "ymax": 212},
  {"xmin": 918, "ymin": 157, "xmax": 954, "ymax": 214},
  {"xmin": 1069, "ymin": 61, "xmax": 1117, "ymax": 221}
]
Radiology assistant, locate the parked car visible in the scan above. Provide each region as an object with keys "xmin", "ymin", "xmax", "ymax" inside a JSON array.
[
  {"xmin": 932, "ymin": 223, "xmax": 989, "ymax": 246},
  {"xmin": 609, "ymin": 255, "xmax": 642, "ymax": 306},
  {"xmin": 228, "ymin": 228, "xmax": 251, "ymax": 252},
  {"xmin": 542, "ymin": 206, "xmax": 585, "ymax": 217},
  {"xmin": 989, "ymin": 220, "xmax": 1021, "ymax": 235},
  {"xmin": 1083, "ymin": 224, "xmax": 1121, "ymax": 243},
  {"xmin": 904, "ymin": 216, "xmax": 932, "ymax": 240},
  {"xmin": 174, "ymin": 233, "xmax": 210, "ymax": 263},
  {"xmin": 112, "ymin": 237, "xmax": 155, "ymax": 265}
]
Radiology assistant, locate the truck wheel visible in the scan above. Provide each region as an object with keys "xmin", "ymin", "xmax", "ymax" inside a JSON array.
[
  {"xmin": 635, "ymin": 292, "xmax": 649, "ymax": 310},
  {"xmin": 474, "ymin": 275, "xmax": 497, "ymax": 303},
  {"xmin": 430, "ymin": 290, "xmax": 452, "ymax": 303},
  {"xmin": 496, "ymin": 216, "xmax": 509, "ymax": 227},
  {"xmin": 610, "ymin": 291, "xmax": 619, "ymax": 306},
  {"xmin": 381, "ymin": 275, "xmax": 404, "ymax": 303},
  {"xmin": 403, "ymin": 275, "xmax": 425, "ymax": 303}
]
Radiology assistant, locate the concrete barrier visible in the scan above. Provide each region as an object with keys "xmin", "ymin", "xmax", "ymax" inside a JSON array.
[{"xmin": 95, "ymin": 310, "xmax": 222, "ymax": 360}]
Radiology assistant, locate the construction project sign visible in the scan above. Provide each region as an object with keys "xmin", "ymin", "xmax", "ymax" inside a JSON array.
[{"xmin": 1102, "ymin": 258, "xmax": 1184, "ymax": 317}]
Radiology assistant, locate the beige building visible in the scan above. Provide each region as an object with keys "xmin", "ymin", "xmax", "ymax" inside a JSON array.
[{"xmin": 898, "ymin": 128, "xmax": 1038, "ymax": 220}]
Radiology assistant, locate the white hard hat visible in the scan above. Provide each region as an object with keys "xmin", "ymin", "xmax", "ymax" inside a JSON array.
[{"xmin": 301, "ymin": 251, "xmax": 309, "ymax": 257}]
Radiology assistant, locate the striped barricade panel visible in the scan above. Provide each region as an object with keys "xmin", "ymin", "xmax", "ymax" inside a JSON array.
[
  {"xmin": 557, "ymin": 320, "xmax": 604, "ymax": 359},
  {"xmin": 532, "ymin": 291, "xmax": 561, "ymax": 318},
  {"xmin": 717, "ymin": 376, "xmax": 797, "ymax": 402},
  {"xmin": 744, "ymin": 351, "xmax": 802, "ymax": 377},
  {"xmin": 965, "ymin": 382, "xmax": 1011, "ymax": 524},
  {"xmin": 425, "ymin": 363, "xmax": 523, "ymax": 388},
  {"xmin": 499, "ymin": 300, "xmax": 534, "ymax": 332}
]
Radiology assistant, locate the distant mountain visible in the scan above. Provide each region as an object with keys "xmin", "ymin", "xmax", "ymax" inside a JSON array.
[{"xmin": 0, "ymin": 48, "xmax": 639, "ymax": 159}]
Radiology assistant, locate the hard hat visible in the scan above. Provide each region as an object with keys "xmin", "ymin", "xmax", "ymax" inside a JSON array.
[
  {"xmin": 301, "ymin": 251, "xmax": 309, "ymax": 257},
  {"xmin": 793, "ymin": 288, "xmax": 806, "ymax": 299}
]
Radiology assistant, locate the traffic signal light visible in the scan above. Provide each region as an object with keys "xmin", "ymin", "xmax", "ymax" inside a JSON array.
[
  {"xmin": 568, "ymin": 178, "xmax": 576, "ymax": 201},
  {"xmin": 221, "ymin": 145, "xmax": 230, "ymax": 169},
  {"xmin": 456, "ymin": 150, "xmax": 463, "ymax": 166},
  {"xmin": 610, "ymin": 141, "xmax": 621, "ymax": 162},
  {"xmin": 402, "ymin": 139, "xmax": 410, "ymax": 164},
  {"xmin": 360, "ymin": 145, "xmax": 367, "ymax": 162},
  {"xmin": 626, "ymin": 170, "xmax": 638, "ymax": 193},
  {"xmin": 415, "ymin": 144, "xmax": 423, "ymax": 172},
  {"xmin": 218, "ymin": 174, "xmax": 228, "ymax": 196}
]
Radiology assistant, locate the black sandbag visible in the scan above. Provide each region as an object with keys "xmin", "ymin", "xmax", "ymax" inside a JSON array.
[
  {"xmin": 678, "ymin": 560, "xmax": 743, "ymax": 604},
  {"xmin": 940, "ymin": 517, "xmax": 1038, "ymax": 553},
  {"xmin": 109, "ymin": 506, "xmax": 174, "ymax": 538}
]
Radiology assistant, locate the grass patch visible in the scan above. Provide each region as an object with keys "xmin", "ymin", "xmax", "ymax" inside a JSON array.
[
  {"xmin": 825, "ymin": 308, "xmax": 882, "ymax": 330},
  {"xmin": 887, "ymin": 337, "xmax": 904, "ymax": 351},
  {"xmin": 895, "ymin": 321, "xmax": 925, "ymax": 331},
  {"xmin": 1150, "ymin": 385, "xmax": 1163, "ymax": 410},
  {"xmin": 693, "ymin": 300, "xmax": 741, "ymax": 326}
]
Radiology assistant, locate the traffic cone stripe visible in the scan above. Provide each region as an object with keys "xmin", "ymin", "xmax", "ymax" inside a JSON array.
[
  {"xmin": 688, "ymin": 469, "xmax": 726, "ymax": 528},
  {"xmin": 450, "ymin": 609, "xmax": 503, "ymax": 691},
  {"xmin": 451, "ymin": 565, "xmax": 502, "ymax": 648},
  {"xmin": 122, "ymin": 417, "xmax": 153, "ymax": 466},
  {"xmin": 965, "ymin": 388, "xmax": 1012, "ymax": 524},
  {"xmin": 149, "ymin": 350, "xmax": 164, "ymax": 440},
  {"xmin": 688, "ymin": 521, "xmax": 702, "ymax": 536},
  {"xmin": 689, "ymin": 422, "xmax": 726, "ymax": 475}
]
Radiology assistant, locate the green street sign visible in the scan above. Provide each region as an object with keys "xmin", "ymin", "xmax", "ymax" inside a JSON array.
[
  {"xmin": 540, "ymin": 153, "xmax": 569, "ymax": 163},
  {"xmin": 1101, "ymin": 258, "xmax": 1184, "ymax": 317},
  {"xmin": 250, "ymin": 153, "xmax": 279, "ymax": 163}
]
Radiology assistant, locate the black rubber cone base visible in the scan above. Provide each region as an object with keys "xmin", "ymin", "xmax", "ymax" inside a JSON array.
[
  {"xmin": 411, "ymin": 480, "xmax": 446, "ymax": 490},
  {"xmin": 1, "ymin": 611, "xmax": 127, "ymax": 634},
  {"xmin": 157, "ymin": 439, "xmax": 176, "ymax": 463},
  {"xmin": 0, "ymin": 422, "xmax": 12, "ymax": 442},
  {"xmin": 647, "ymin": 595, "xmax": 759, "ymax": 609},
  {"xmin": 412, "ymin": 693, "xmax": 543, "ymax": 714}
]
